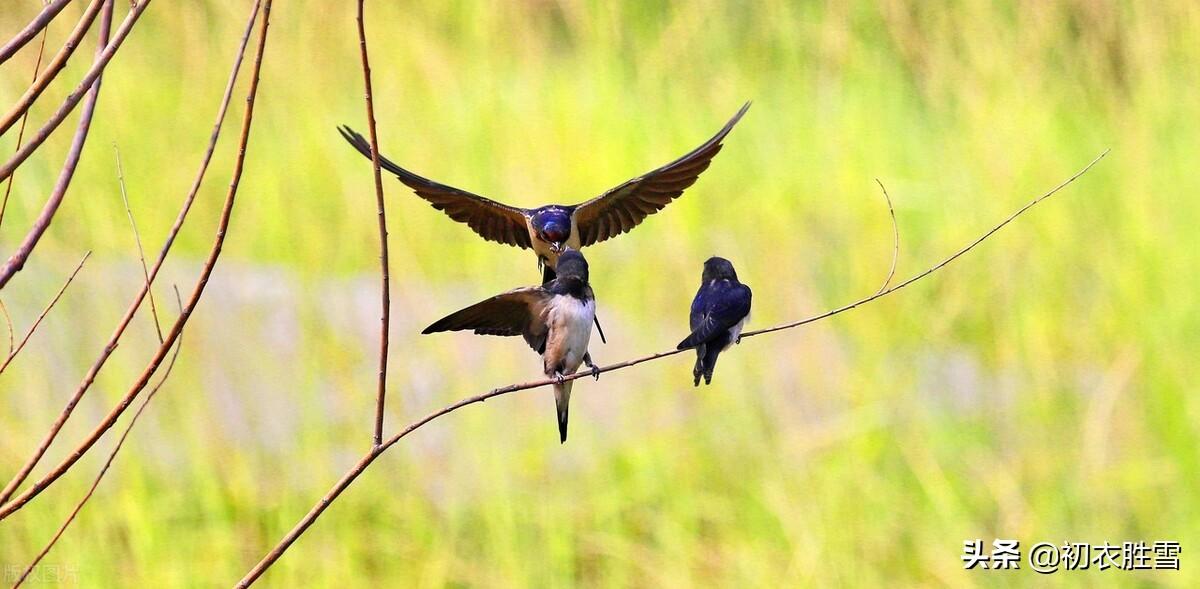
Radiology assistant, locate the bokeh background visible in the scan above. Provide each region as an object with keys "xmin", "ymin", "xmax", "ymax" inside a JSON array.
[{"xmin": 1, "ymin": 1, "xmax": 1196, "ymax": 586}]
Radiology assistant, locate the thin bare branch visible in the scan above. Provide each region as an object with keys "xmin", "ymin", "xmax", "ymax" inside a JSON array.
[
  {"xmin": 0, "ymin": 0, "xmax": 73, "ymax": 66},
  {"xmin": 873, "ymin": 179, "xmax": 899, "ymax": 295},
  {"xmin": 0, "ymin": 0, "xmax": 115, "ymax": 292},
  {"xmin": 0, "ymin": 25, "xmax": 51, "ymax": 231},
  {"xmin": 0, "ymin": 251, "xmax": 90, "ymax": 375},
  {"xmin": 13, "ymin": 287, "xmax": 185, "ymax": 589},
  {"xmin": 355, "ymin": 0, "xmax": 392, "ymax": 448},
  {"xmin": 0, "ymin": 0, "xmax": 152, "ymax": 188},
  {"xmin": 235, "ymin": 151, "xmax": 1109, "ymax": 586},
  {"xmin": 0, "ymin": 0, "xmax": 107, "ymax": 137},
  {"xmin": 0, "ymin": 0, "xmax": 274, "ymax": 520},
  {"xmin": 0, "ymin": 299, "xmax": 12, "ymax": 358},
  {"xmin": 114, "ymin": 144, "xmax": 163, "ymax": 344},
  {"xmin": 743, "ymin": 150, "xmax": 1108, "ymax": 339},
  {"xmin": 0, "ymin": 0, "xmax": 263, "ymax": 507}
]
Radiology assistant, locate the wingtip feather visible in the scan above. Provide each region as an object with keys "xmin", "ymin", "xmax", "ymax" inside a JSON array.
[{"xmin": 726, "ymin": 101, "xmax": 752, "ymax": 128}]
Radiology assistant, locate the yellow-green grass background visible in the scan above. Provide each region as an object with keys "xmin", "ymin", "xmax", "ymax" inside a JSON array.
[{"xmin": 1, "ymin": 1, "xmax": 1196, "ymax": 586}]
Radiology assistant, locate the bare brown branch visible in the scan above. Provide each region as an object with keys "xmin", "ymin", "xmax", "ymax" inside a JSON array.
[
  {"xmin": 354, "ymin": 0, "xmax": 393, "ymax": 448},
  {"xmin": 0, "ymin": 25, "xmax": 51, "ymax": 231},
  {"xmin": 743, "ymin": 151, "xmax": 1108, "ymax": 339},
  {"xmin": 0, "ymin": 0, "xmax": 107, "ymax": 137},
  {"xmin": 0, "ymin": 0, "xmax": 117, "ymax": 291},
  {"xmin": 12, "ymin": 288, "xmax": 185, "ymax": 589},
  {"xmin": 0, "ymin": 251, "xmax": 90, "ymax": 376},
  {"xmin": 0, "ymin": 0, "xmax": 72, "ymax": 66},
  {"xmin": 0, "ymin": 0, "xmax": 152, "ymax": 188},
  {"xmin": 0, "ymin": 0, "xmax": 274, "ymax": 521},
  {"xmin": 236, "ymin": 151, "xmax": 1109, "ymax": 586},
  {"xmin": 0, "ymin": 0, "xmax": 263, "ymax": 508}
]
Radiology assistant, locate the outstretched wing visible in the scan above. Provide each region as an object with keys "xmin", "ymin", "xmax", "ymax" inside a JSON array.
[
  {"xmin": 677, "ymin": 282, "xmax": 752, "ymax": 350},
  {"xmin": 422, "ymin": 286, "xmax": 550, "ymax": 353},
  {"xmin": 572, "ymin": 102, "xmax": 750, "ymax": 246},
  {"xmin": 339, "ymin": 126, "xmax": 532, "ymax": 248}
]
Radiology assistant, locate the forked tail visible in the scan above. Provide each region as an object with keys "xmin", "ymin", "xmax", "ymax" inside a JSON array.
[{"xmin": 554, "ymin": 381, "xmax": 573, "ymax": 443}]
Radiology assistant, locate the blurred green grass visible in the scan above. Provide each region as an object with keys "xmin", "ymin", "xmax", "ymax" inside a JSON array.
[{"xmin": 1, "ymin": 0, "xmax": 1197, "ymax": 586}]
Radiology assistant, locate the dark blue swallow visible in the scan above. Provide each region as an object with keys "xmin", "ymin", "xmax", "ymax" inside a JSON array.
[
  {"xmin": 338, "ymin": 102, "xmax": 749, "ymax": 283},
  {"xmin": 677, "ymin": 257, "xmax": 752, "ymax": 386}
]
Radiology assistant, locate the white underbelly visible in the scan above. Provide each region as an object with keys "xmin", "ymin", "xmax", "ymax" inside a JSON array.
[
  {"xmin": 723, "ymin": 315, "xmax": 748, "ymax": 351},
  {"xmin": 547, "ymin": 295, "xmax": 594, "ymax": 370}
]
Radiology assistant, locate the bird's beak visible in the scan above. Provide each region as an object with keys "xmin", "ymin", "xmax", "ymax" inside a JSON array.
[{"xmin": 550, "ymin": 242, "xmax": 563, "ymax": 254}]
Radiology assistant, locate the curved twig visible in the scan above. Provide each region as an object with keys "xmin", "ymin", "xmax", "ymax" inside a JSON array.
[
  {"xmin": 0, "ymin": 0, "xmax": 73, "ymax": 66},
  {"xmin": 354, "ymin": 0, "xmax": 393, "ymax": 448},
  {"xmin": 235, "ymin": 151, "xmax": 1109, "ymax": 586},
  {"xmin": 0, "ymin": 0, "xmax": 273, "ymax": 521},
  {"xmin": 0, "ymin": 0, "xmax": 263, "ymax": 508},
  {"xmin": 11, "ymin": 287, "xmax": 184, "ymax": 589},
  {"xmin": 0, "ymin": 251, "xmax": 91, "ymax": 376},
  {"xmin": 0, "ymin": 0, "xmax": 152, "ymax": 189},
  {"xmin": 0, "ymin": 0, "xmax": 107, "ymax": 137},
  {"xmin": 873, "ymin": 179, "xmax": 899, "ymax": 295}
]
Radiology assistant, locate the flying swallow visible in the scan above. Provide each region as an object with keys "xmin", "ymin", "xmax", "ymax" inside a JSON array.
[
  {"xmin": 422, "ymin": 249, "xmax": 599, "ymax": 443},
  {"xmin": 338, "ymin": 102, "xmax": 750, "ymax": 283},
  {"xmin": 677, "ymin": 257, "xmax": 752, "ymax": 386}
]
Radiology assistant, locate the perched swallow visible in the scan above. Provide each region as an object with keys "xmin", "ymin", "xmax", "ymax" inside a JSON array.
[
  {"xmin": 677, "ymin": 257, "xmax": 752, "ymax": 386},
  {"xmin": 422, "ymin": 250, "xmax": 599, "ymax": 443},
  {"xmin": 339, "ymin": 102, "xmax": 750, "ymax": 283}
]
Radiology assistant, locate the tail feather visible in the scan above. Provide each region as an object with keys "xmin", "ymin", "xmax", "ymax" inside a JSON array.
[
  {"xmin": 701, "ymin": 345, "xmax": 721, "ymax": 386},
  {"xmin": 554, "ymin": 381, "xmax": 572, "ymax": 443}
]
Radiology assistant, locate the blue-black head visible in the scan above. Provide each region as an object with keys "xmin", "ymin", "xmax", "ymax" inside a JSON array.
[
  {"xmin": 531, "ymin": 207, "xmax": 572, "ymax": 252},
  {"xmin": 554, "ymin": 249, "xmax": 589, "ymax": 283},
  {"xmin": 701, "ymin": 256, "xmax": 738, "ymax": 282}
]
